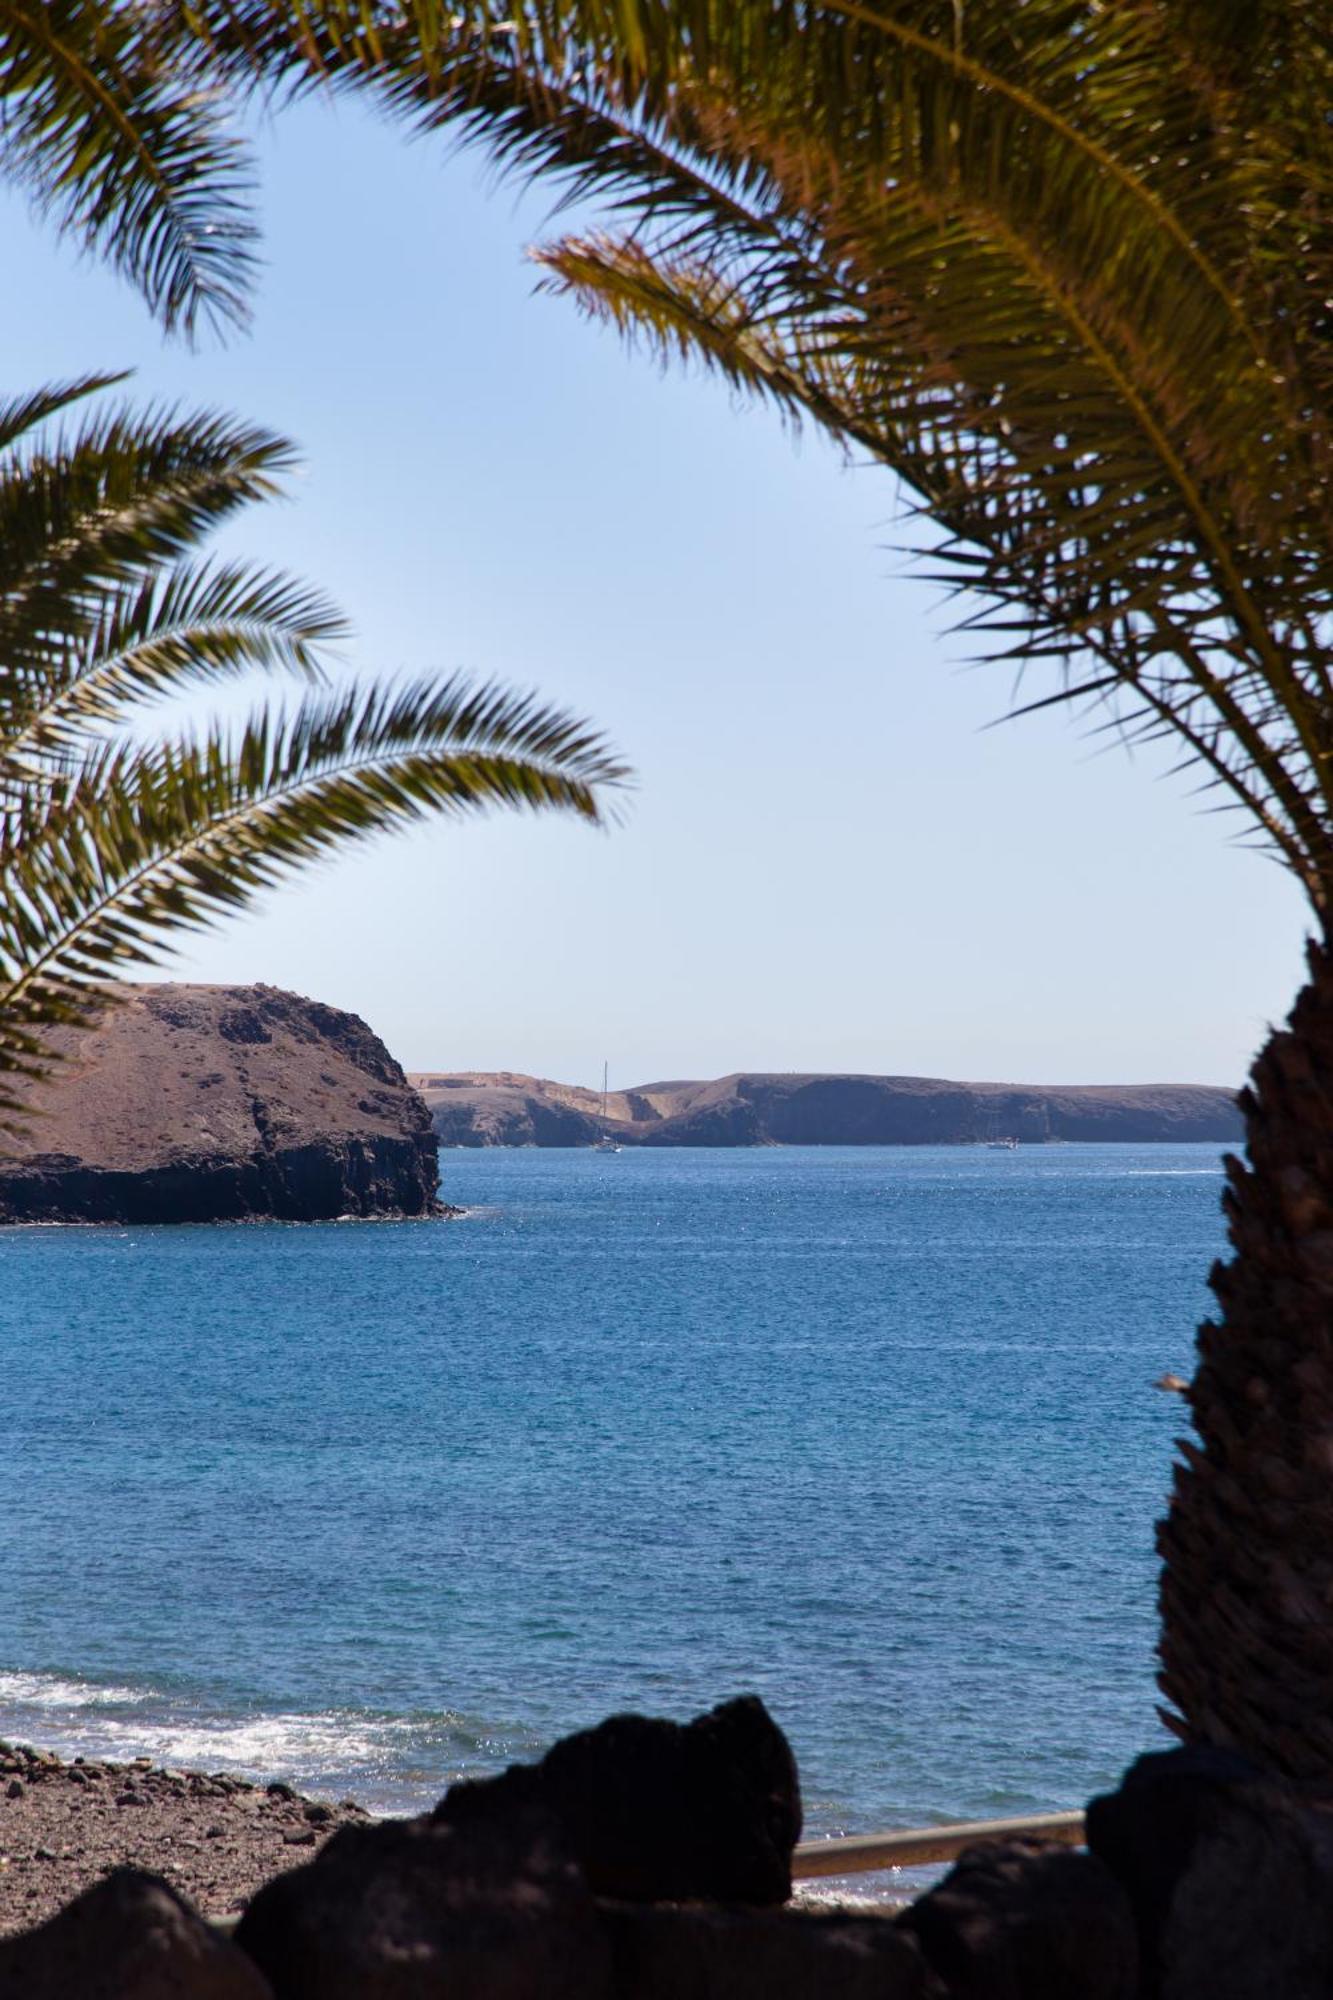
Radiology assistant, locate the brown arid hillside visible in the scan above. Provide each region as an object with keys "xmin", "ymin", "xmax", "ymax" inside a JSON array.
[
  {"xmin": 0, "ymin": 984, "xmax": 443, "ymax": 1224},
  {"xmin": 411, "ymin": 1069, "xmax": 1243, "ymax": 1149}
]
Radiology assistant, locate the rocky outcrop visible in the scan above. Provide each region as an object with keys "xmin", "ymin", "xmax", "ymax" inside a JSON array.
[
  {"xmin": 897, "ymin": 1838, "xmax": 1138, "ymax": 1999},
  {"xmin": 236, "ymin": 1810, "xmax": 612, "ymax": 2000},
  {"xmin": 412, "ymin": 1068, "xmax": 1243, "ymax": 1148},
  {"xmin": 0, "ymin": 984, "xmax": 444, "ymax": 1224},
  {"xmin": 435, "ymin": 1695, "xmax": 802, "ymax": 1907},
  {"xmin": 423, "ymin": 1078, "xmax": 606, "ymax": 1149},
  {"xmin": 1084, "ymin": 1744, "xmax": 1333, "ymax": 2000},
  {"xmin": 0, "ymin": 1868, "xmax": 272, "ymax": 2000}
]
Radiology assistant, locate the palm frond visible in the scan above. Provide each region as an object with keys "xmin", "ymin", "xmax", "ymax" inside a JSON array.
[
  {"xmin": 0, "ymin": 401, "xmax": 305, "ymax": 730},
  {"xmin": 1, "ymin": 558, "xmax": 343, "ymax": 773},
  {"xmin": 0, "ymin": 2, "xmax": 258, "ymax": 337},
  {"xmin": 365, "ymin": 0, "xmax": 1333, "ymax": 905},
  {"xmin": 0, "ymin": 372, "xmax": 129, "ymax": 452},
  {"xmin": 0, "ymin": 672, "xmax": 623, "ymax": 1108},
  {"xmin": 0, "ymin": 379, "xmax": 627, "ymax": 1115}
]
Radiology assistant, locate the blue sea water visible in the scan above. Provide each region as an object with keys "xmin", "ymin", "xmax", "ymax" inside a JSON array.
[{"xmin": 0, "ymin": 1143, "xmax": 1224, "ymax": 1889}]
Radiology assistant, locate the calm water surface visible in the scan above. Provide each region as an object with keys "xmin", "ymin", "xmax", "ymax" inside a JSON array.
[{"xmin": 0, "ymin": 1144, "xmax": 1224, "ymax": 1880}]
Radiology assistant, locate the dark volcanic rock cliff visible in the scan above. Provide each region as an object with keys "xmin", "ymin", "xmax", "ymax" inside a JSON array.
[
  {"xmin": 411, "ymin": 1068, "xmax": 1242, "ymax": 1148},
  {"xmin": 0, "ymin": 984, "xmax": 444, "ymax": 1224}
]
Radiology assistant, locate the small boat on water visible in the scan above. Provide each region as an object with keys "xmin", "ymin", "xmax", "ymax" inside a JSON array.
[
  {"xmin": 978, "ymin": 1109, "xmax": 1019, "ymax": 1149},
  {"xmin": 594, "ymin": 1062, "xmax": 621, "ymax": 1152}
]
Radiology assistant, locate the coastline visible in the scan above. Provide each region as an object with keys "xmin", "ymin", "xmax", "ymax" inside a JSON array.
[{"xmin": 0, "ymin": 1741, "xmax": 371, "ymax": 1936}]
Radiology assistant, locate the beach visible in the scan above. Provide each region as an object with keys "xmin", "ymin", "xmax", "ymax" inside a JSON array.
[{"xmin": 0, "ymin": 1742, "xmax": 369, "ymax": 1935}]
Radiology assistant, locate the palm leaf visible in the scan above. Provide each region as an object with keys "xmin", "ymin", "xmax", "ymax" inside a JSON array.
[
  {"xmin": 0, "ymin": 399, "xmax": 306, "ymax": 729},
  {"xmin": 0, "ymin": 2, "xmax": 258, "ymax": 337},
  {"xmin": 0, "ymin": 382, "xmax": 627, "ymax": 1117},
  {"xmin": 354, "ymin": 0, "xmax": 1333, "ymax": 900},
  {"xmin": 0, "ymin": 673, "xmax": 623, "ymax": 1113}
]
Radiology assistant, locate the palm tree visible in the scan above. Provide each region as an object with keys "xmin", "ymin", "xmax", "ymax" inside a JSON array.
[{"xmin": 0, "ymin": 371, "xmax": 624, "ymax": 1119}]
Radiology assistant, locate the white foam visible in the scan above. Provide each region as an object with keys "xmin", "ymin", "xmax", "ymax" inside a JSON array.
[
  {"xmin": 0, "ymin": 1670, "xmax": 147, "ymax": 1710},
  {"xmin": 0, "ymin": 1668, "xmax": 538, "ymax": 1810},
  {"xmin": 86, "ymin": 1708, "xmax": 424, "ymax": 1776},
  {"xmin": 792, "ymin": 1877, "xmax": 913, "ymax": 1913}
]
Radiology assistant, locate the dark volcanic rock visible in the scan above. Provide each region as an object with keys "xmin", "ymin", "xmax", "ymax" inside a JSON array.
[
  {"xmin": 897, "ymin": 1838, "xmax": 1138, "ymax": 2000},
  {"xmin": 1087, "ymin": 1746, "xmax": 1333, "ymax": 2000},
  {"xmin": 412, "ymin": 1068, "xmax": 1242, "ymax": 1148},
  {"xmin": 0, "ymin": 1868, "xmax": 272, "ymax": 1999},
  {"xmin": 235, "ymin": 1809, "xmax": 611, "ymax": 2000},
  {"xmin": 435, "ymin": 1695, "xmax": 801, "ymax": 1906},
  {"xmin": 0, "ymin": 984, "xmax": 444, "ymax": 1224},
  {"xmin": 602, "ymin": 1901, "xmax": 946, "ymax": 1999}
]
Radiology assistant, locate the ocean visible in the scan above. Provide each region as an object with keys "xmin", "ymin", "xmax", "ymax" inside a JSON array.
[{"xmin": 0, "ymin": 1143, "xmax": 1224, "ymax": 1894}]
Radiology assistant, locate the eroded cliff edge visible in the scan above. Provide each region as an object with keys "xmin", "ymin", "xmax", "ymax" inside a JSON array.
[{"xmin": 0, "ymin": 984, "xmax": 445, "ymax": 1224}]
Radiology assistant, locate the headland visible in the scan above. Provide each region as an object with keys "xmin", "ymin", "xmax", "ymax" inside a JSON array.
[
  {"xmin": 409, "ymin": 1068, "xmax": 1241, "ymax": 1148},
  {"xmin": 0, "ymin": 984, "xmax": 443, "ymax": 1224}
]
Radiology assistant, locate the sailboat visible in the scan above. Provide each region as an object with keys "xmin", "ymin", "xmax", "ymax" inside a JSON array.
[
  {"xmin": 979, "ymin": 1105, "xmax": 1019, "ymax": 1150},
  {"xmin": 594, "ymin": 1062, "xmax": 621, "ymax": 1152}
]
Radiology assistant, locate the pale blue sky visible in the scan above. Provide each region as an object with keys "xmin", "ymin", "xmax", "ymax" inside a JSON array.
[{"xmin": 4, "ymin": 95, "xmax": 1309, "ymax": 1086}]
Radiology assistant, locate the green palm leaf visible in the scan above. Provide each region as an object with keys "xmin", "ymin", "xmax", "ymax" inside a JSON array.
[
  {"xmin": 128, "ymin": 2, "xmax": 1331, "ymax": 885},
  {"xmin": 0, "ymin": 382, "xmax": 626, "ymax": 1116},
  {"xmin": 0, "ymin": 3, "xmax": 258, "ymax": 337},
  {"xmin": 345, "ymin": 0, "xmax": 1331, "ymax": 891}
]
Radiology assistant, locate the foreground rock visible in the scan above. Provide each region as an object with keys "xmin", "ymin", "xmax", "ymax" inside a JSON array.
[
  {"xmin": 237, "ymin": 1810, "xmax": 613, "ymax": 2000},
  {"xmin": 898, "ymin": 1838, "xmax": 1138, "ymax": 1999},
  {"xmin": 412, "ymin": 1069, "xmax": 1242, "ymax": 1148},
  {"xmin": 603, "ymin": 1903, "xmax": 944, "ymax": 2000},
  {"xmin": 1087, "ymin": 1744, "xmax": 1333, "ymax": 2000},
  {"xmin": 0, "ymin": 1869, "xmax": 272, "ymax": 2000},
  {"xmin": 0, "ymin": 984, "xmax": 445, "ymax": 1224},
  {"xmin": 0, "ymin": 1743, "xmax": 370, "ymax": 1932},
  {"xmin": 436, "ymin": 1695, "xmax": 802, "ymax": 1905}
]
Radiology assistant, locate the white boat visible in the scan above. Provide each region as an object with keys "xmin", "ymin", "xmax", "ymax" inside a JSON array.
[
  {"xmin": 978, "ymin": 1108, "xmax": 1018, "ymax": 1149},
  {"xmin": 594, "ymin": 1062, "xmax": 621, "ymax": 1152}
]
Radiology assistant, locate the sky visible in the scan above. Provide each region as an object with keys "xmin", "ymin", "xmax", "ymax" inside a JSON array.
[{"xmin": 2, "ymin": 92, "xmax": 1311, "ymax": 1088}]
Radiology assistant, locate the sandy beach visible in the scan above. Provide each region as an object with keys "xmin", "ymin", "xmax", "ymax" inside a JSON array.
[{"xmin": 0, "ymin": 1741, "xmax": 371, "ymax": 1935}]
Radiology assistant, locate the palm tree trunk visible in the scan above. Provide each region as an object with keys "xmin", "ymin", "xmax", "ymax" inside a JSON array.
[{"xmin": 1158, "ymin": 936, "xmax": 1333, "ymax": 1778}]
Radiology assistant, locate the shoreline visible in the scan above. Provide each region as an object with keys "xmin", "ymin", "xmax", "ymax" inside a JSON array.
[
  {"xmin": 0, "ymin": 1736, "xmax": 919, "ymax": 1937},
  {"xmin": 0, "ymin": 1740, "xmax": 372, "ymax": 1936}
]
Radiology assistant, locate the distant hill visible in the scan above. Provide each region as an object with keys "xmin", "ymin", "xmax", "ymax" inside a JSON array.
[{"xmin": 409, "ymin": 1069, "xmax": 1242, "ymax": 1148}]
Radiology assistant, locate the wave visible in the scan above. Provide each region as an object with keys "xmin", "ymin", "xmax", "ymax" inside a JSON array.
[
  {"xmin": 0, "ymin": 1668, "xmax": 916, "ymax": 1905},
  {"xmin": 0, "ymin": 1669, "xmax": 148, "ymax": 1711},
  {"xmin": 793, "ymin": 1875, "xmax": 915, "ymax": 1913},
  {"xmin": 0, "ymin": 1667, "xmax": 547, "ymax": 1811}
]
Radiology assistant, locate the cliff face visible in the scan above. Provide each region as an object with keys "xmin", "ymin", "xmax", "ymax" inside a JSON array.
[
  {"xmin": 0, "ymin": 985, "xmax": 443, "ymax": 1224},
  {"xmin": 411, "ymin": 1068, "xmax": 1242, "ymax": 1148}
]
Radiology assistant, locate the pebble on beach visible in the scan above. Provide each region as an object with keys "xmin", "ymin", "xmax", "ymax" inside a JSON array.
[{"xmin": 0, "ymin": 1740, "xmax": 371, "ymax": 1935}]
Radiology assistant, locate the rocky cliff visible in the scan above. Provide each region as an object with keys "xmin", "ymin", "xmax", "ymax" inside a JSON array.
[
  {"xmin": 411, "ymin": 1068, "xmax": 1242, "ymax": 1148},
  {"xmin": 0, "ymin": 984, "xmax": 444, "ymax": 1224}
]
